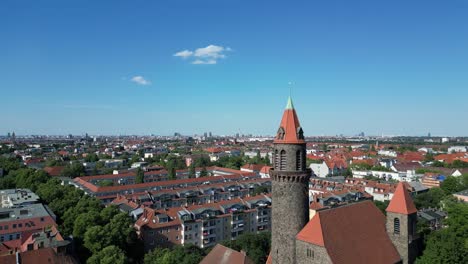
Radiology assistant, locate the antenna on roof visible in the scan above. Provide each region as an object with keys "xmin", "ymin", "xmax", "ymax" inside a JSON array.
[{"xmin": 288, "ymin": 81, "xmax": 294, "ymax": 98}]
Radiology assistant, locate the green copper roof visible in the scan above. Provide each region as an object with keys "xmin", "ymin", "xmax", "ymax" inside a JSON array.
[{"xmin": 285, "ymin": 96, "xmax": 294, "ymax": 109}]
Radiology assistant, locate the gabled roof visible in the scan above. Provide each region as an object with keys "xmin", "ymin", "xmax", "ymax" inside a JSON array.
[
  {"xmin": 297, "ymin": 201, "xmax": 401, "ymax": 264},
  {"xmin": 386, "ymin": 182, "xmax": 417, "ymax": 215},
  {"xmin": 200, "ymin": 244, "xmax": 254, "ymax": 264},
  {"xmin": 273, "ymin": 96, "xmax": 305, "ymax": 144},
  {"xmin": 296, "ymin": 213, "xmax": 325, "ymax": 246}
]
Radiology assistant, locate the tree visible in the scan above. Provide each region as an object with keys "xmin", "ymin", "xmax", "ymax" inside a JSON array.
[
  {"xmin": 61, "ymin": 162, "xmax": 86, "ymax": 177},
  {"xmin": 188, "ymin": 164, "xmax": 196, "ymax": 178},
  {"xmin": 416, "ymin": 202, "xmax": 468, "ymax": 264},
  {"xmin": 413, "ymin": 188, "xmax": 446, "ymax": 209},
  {"xmin": 84, "ymin": 226, "xmax": 107, "ymax": 253},
  {"xmin": 221, "ymin": 232, "xmax": 271, "ymax": 264},
  {"xmin": 135, "ymin": 168, "xmax": 144, "ymax": 184},
  {"xmin": 98, "ymin": 180, "xmax": 114, "ymax": 187},
  {"xmin": 252, "ymin": 185, "xmax": 270, "ymax": 196},
  {"xmin": 144, "ymin": 245, "xmax": 205, "ymax": 264},
  {"xmin": 87, "ymin": 245, "xmax": 126, "ymax": 264},
  {"xmin": 73, "ymin": 211, "xmax": 101, "ymax": 240},
  {"xmin": 264, "ymin": 153, "xmax": 271, "ymax": 166},
  {"xmin": 199, "ymin": 166, "xmax": 208, "ymax": 177},
  {"xmin": 12, "ymin": 168, "xmax": 50, "ymax": 191},
  {"xmin": 424, "ymin": 153, "xmax": 434, "ymax": 163},
  {"xmin": 84, "ymin": 153, "xmax": 99, "ymax": 163},
  {"xmin": 373, "ymin": 200, "xmax": 390, "ymax": 215},
  {"xmin": 168, "ymin": 167, "xmax": 176, "ymax": 180},
  {"xmin": 441, "ymin": 176, "xmax": 463, "ymax": 195}
]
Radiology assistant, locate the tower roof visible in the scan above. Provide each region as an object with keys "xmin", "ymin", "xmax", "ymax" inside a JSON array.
[
  {"xmin": 386, "ymin": 182, "xmax": 417, "ymax": 215},
  {"xmin": 273, "ymin": 96, "xmax": 305, "ymax": 144}
]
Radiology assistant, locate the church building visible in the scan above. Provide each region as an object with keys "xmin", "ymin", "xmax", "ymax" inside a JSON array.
[{"xmin": 267, "ymin": 97, "xmax": 420, "ymax": 264}]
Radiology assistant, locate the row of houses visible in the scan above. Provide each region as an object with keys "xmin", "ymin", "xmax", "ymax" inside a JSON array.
[{"xmin": 133, "ymin": 194, "xmax": 272, "ymax": 251}]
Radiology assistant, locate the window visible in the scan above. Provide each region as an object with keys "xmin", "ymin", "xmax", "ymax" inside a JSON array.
[
  {"xmin": 274, "ymin": 150, "xmax": 279, "ymax": 170},
  {"xmin": 307, "ymin": 249, "xmax": 314, "ymax": 258},
  {"xmin": 12, "ymin": 224, "xmax": 16, "ymax": 229},
  {"xmin": 394, "ymin": 218, "xmax": 400, "ymax": 235},
  {"xmin": 296, "ymin": 150, "xmax": 302, "ymax": 170},
  {"xmin": 280, "ymin": 150, "xmax": 286, "ymax": 171}
]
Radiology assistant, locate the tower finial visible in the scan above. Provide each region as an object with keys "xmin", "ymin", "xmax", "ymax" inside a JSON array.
[{"xmin": 286, "ymin": 96, "xmax": 294, "ymax": 109}]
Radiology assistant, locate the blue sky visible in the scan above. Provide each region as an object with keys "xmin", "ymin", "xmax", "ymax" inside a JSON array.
[{"xmin": 1, "ymin": 0, "xmax": 467, "ymax": 136}]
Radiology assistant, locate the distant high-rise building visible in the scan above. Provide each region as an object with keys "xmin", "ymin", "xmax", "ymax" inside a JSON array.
[
  {"xmin": 428, "ymin": 132, "xmax": 431, "ymax": 138},
  {"xmin": 204, "ymin": 132, "xmax": 208, "ymax": 138},
  {"xmin": 7, "ymin": 132, "xmax": 11, "ymax": 138},
  {"xmin": 11, "ymin": 132, "xmax": 16, "ymax": 141},
  {"xmin": 209, "ymin": 132, "xmax": 212, "ymax": 137}
]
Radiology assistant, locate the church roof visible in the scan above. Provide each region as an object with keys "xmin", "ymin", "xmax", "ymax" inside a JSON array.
[
  {"xmin": 200, "ymin": 244, "xmax": 254, "ymax": 264},
  {"xmin": 296, "ymin": 201, "xmax": 401, "ymax": 264},
  {"xmin": 386, "ymin": 182, "xmax": 418, "ymax": 215},
  {"xmin": 273, "ymin": 96, "xmax": 305, "ymax": 144}
]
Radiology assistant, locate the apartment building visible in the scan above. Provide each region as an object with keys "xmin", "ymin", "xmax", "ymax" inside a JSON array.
[
  {"xmin": 134, "ymin": 194, "xmax": 271, "ymax": 251},
  {"xmin": 72, "ymin": 167, "xmax": 260, "ymax": 203}
]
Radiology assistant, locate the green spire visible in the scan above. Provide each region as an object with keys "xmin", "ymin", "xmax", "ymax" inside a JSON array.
[{"xmin": 285, "ymin": 96, "xmax": 294, "ymax": 109}]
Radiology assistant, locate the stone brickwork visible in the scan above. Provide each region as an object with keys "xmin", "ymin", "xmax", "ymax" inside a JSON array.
[
  {"xmin": 386, "ymin": 212, "xmax": 419, "ymax": 264},
  {"xmin": 271, "ymin": 143, "xmax": 310, "ymax": 264},
  {"xmin": 295, "ymin": 240, "xmax": 332, "ymax": 264}
]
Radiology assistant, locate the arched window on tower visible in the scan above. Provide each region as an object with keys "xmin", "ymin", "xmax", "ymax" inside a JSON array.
[
  {"xmin": 296, "ymin": 150, "xmax": 302, "ymax": 170},
  {"xmin": 280, "ymin": 150, "xmax": 286, "ymax": 171},
  {"xmin": 394, "ymin": 218, "xmax": 400, "ymax": 235},
  {"xmin": 274, "ymin": 150, "xmax": 279, "ymax": 170}
]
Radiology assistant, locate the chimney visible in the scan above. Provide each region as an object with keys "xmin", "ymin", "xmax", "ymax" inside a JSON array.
[{"xmin": 16, "ymin": 252, "xmax": 21, "ymax": 264}]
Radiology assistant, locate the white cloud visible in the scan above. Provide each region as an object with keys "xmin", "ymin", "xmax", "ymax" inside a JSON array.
[
  {"xmin": 173, "ymin": 50, "xmax": 193, "ymax": 58},
  {"xmin": 174, "ymin": 44, "xmax": 231, "ymax": 65},
  {"xmin": 192, "ymin": 59, "xmax": 217, "ymax": 65},
  {"xmin": 194, "ymin": 45, "xmax": 225, "ymax": 58},
  {"xmin": 131, "ymin": 76, "xmax": 151, "ymax": 85}
]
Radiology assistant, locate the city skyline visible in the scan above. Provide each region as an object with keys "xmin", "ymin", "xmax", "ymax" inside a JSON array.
[{"xmin": 2, "ymin": 0, "xmax": 468, "ymax": 136}]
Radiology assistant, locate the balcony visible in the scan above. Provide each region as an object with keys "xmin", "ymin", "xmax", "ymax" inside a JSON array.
[
  {"xmin": 231, "ymin": 218, "xmax": 243, "ymax": 225},
  {"xmin": 202, "ymin": 232, "xmax": 217, "ymax": 239}
]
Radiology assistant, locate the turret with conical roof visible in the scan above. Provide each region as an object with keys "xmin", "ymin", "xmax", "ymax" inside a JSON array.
[
  {"xmin": 270, "ymin": 96, "xmax": 311, "ymax": 264},
  {"xmin": 274, "ymin": 96, "xmax": 305, "ymax": 144}
]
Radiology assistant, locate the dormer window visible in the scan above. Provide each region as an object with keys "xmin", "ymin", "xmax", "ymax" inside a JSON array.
[
  {"xmin": 277, "ymin": 127, "xmax": 285, "ymax": 140},
  {"xmin": 297, "ymin": 127, "xmax": 304, "ymax": 140}
]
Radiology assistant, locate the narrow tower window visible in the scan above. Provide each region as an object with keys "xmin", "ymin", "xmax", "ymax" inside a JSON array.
[
  {"xmin": 394, "ymin": 218, "xmax": 400, "ymax": 235},
  {"xmin": 280, "ymin": 150, "xmax": 286, "ymax": 171},
  {"xmin": 296, "ymin": 150, "xmax": 302, "ymax": 170},
  {"xmin": 274, "ymin": 150, "xmax": 279, "ymax": 170}
]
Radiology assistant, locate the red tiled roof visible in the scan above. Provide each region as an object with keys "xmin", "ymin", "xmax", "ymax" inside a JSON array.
[
  {"xmin": 43, "ymin": 166, "xmax": 65, "ymax": 177},
  {"xmin": 434, "ymin": 153, "xmax": 466, "ymax": 163},
  {"xmin": 200, "ymin": 244, "xmax": 254, "ymax": 264},
  {"xmin": 273, "ymin": 97, "xmax": 305, "ymax": 144},
  {"xmin": 351, "ymin": 159, "xmax": 376, "ymax": 166},
  {"xmin": 241, "ymin": 164, "xmax": 264, "ymax": 171},
  {"xmin": 296, "ymin": 213, "xmax": 325, "ymax": 246},
  {"xmin": 386, "ymin": 182, "xmax": 417, "ymax": 215},
  {"xmin": 297, "ymin": 201, "xmax": 401, "ymax": 264},
  {"xmin": 0, "ymin": 248, "xmax": 76, "ymax": 264},
  {"xmin": 260, "ymin": 166, "xmax": 272, "ymax": 174}
]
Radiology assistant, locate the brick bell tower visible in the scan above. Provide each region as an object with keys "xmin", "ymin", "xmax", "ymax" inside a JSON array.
[
  {"xmin": 270, "ymin": 96, "xmax": 311, "ymax": 264},
  {"xmin": 386, "ymin": 183, "xmax": 420, "ymax": 264}
]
